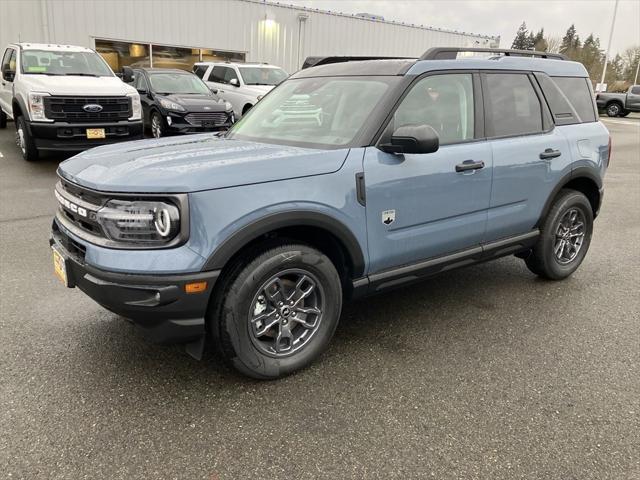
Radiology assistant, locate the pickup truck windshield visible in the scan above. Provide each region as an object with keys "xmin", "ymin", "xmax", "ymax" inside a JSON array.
[
  {"xmin": 238, "ymin": 67, "xmax": 288, "ymax": 86},
  {"xmin": 149, "ymin": 73, "xmax": 210, "ymax": 95},
  {"xmin": 20, "ymin": 50, "xmax": 113, "ymax": 77},
  {"xmin": 227, "ymin": 76, "xmax": 397, "ymax": 148}
]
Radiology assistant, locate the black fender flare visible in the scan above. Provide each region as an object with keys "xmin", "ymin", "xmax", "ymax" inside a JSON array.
[
  {"xmin": 12, "ymin": 95, "xmax": 28, "ymax": 120},
  {"xmin": 202, "ymin": 210, "xmax": 366, "ymax": 277},
  {"xmin": 537, "ymin": 166, "xmax": 603, "ymax": 227}
]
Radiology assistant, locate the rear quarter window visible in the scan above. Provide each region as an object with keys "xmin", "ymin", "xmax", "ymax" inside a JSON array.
[{"xmin": 550, "ymin": 76, "xmax": 596, "ymax": 123}]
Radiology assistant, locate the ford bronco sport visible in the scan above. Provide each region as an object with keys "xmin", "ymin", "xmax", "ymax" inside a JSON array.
[{"xmin": 50, "ymin": 48, "xmax": 610, "ymax": 379}]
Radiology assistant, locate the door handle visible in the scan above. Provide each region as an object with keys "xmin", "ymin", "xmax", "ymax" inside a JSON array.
[
  {"xmin": 455, "ymin": 160, "xmax": 485, "ymax": 173},
  {"xmin": 539, "ymin": 148, "xmax": 561, "ymax": 160}
]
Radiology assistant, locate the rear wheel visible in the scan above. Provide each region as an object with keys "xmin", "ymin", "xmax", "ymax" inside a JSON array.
[
  {"xmin": 211, "ymin": 242, "xmax": 342, "ymax": 379},
  {"xmin": 15, "ymin": 116, "xmax": 39, "ymax": 161},
  {"xmin": 606, "ymin": 102, "xmax": 622, "ymax": 117},
  {"xmin": 525, "ymin": 189, "xmax": 593, "ymax": 280},
  {"xmin": 150, "ymin": 111, "xmax": 165, "ymax": 138}
]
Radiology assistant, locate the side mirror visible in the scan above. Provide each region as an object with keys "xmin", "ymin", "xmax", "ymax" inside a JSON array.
[
  {"xmin": 229, "ymin": 78, "xmax": 239, "ymax": 87},
  {"xmin": 210, "ymin": 87, "xmax": 218, "ymax": 95},
  {"xmin": 2, "ymin": 68, "xmax": 15, "ymax": 82},
  {"xmin": 121, "ymin": 66, "xmax": 134, "ymax": 83},
  {"xmin": 379, "ymin": 125, "xmax": 440, "ymax": 155}
]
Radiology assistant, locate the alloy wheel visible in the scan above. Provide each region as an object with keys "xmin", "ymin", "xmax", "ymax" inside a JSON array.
[
  {"xmin": 151, "ymin": 115, "xmax": 162, "ymax": 138},
  {"xmin": 607, "ymin": 104, "xmax": 620, "ymax": 116},
  {"xmin": 554, "ymin": 208, "xmax": 586, "ymax": 265},
  {"xmin": 15, "ymin": 126, "xmax": 25, "ymax": 154},
  {"xmin": 248, "ymin": 269, "xmax": 325, "ymax": 357}
]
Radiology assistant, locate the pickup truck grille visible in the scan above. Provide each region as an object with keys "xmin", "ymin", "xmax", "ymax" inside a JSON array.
[
  {"xmin": 184, "ymin": 112, "xmax": 229, "ymax": 127},
  {"xmin": 44, "ymin": 96, "xmax": 132, "ymax": 122}
]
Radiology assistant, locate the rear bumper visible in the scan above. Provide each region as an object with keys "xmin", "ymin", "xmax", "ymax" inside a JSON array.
[
  {"xmin": 50, "ymin": 224, "xmax": 219, "ymax": 345},
  {"xmin": 28, "ymin": 120, "xmax": 143, "ymax": 151}
]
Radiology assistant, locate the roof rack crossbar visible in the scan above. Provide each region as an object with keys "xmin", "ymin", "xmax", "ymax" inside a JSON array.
[{"xmin": 420, "ymin": 47, "xmax": 567, "ymax": 61}]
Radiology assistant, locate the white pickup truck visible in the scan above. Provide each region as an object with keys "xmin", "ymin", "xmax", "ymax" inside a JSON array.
[{"xmin": 0, "ymin": 43, "xmax": 143, "ymax": 161}]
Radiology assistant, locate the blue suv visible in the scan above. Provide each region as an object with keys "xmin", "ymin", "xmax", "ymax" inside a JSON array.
[{"xmin": 50, "ymin": 48, "xmax": 610, "ymax": 379}]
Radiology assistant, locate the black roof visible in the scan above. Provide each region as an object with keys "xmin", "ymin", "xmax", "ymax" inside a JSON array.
[
  {"xmin": 134, "ymin": 68, "xmax": 193, "ymax": 75},
  {"xmin": 291, "ymin": 59, "xmax": 416, "ymax": 78}
]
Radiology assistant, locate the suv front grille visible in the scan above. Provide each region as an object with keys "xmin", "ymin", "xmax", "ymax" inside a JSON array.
[
  {"xmin": 184, "ymin": 112, "xmax": 228, "ymax": 127},
  {"xmin": 45, "ymin": 96, "xmax": 132, "ymax": 122},
  {"xmin": 55, "ymin": 180, "xmax": 107, "ymax": 239}
]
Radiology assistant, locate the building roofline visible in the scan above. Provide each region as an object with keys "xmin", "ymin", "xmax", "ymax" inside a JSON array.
[{"xmin": 240, "ymin": 0, "xmax": 500, "ymax": 41}]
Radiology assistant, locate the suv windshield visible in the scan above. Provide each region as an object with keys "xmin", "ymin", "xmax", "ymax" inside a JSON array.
[
  {"xmin": 227, "ymin": 76, "xmax": 397, "ymax": 148},
  {"xmin": 21, "ymin": 50, "xmax": 113, "ymax": 77},
  {"xmin": 238, "ymin": 67, "xmax": 288, "ymax": 86},
  {"xmin": 149, "ymin": 73, "xmax": 210, "ymax": 95}
]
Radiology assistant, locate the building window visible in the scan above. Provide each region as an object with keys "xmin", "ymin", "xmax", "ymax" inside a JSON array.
[
  {"xmin": 95, "ymin": 38, "xmax": 245, "ymax": 73},
  {"xmin": 95, "ymin": 39, "xmax": 149, "ymax": 72}
]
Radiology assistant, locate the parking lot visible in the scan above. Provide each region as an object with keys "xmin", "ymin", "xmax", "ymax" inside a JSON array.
[{"xmin": 0, "ymin": 116, "xmax": 638, "ymax": 479}]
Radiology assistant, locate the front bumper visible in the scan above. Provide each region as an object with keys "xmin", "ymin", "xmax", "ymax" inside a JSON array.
[
  {"xmin": 50, "ymin": 224, "xmax": 219, "ymax": 345},
  {"xmin": 28, "ymin": 120, "xmax": 144, "ymax": 151}
]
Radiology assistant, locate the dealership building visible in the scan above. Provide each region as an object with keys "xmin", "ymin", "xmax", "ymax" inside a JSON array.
[{"xmin": 1, "ymin": 0, "xmax": 500, "ymax": 73}]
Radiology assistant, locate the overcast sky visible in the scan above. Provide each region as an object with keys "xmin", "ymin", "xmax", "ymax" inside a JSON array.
[{"xmin": 285, "ymin": 0, "xmax": 640, "ymax": 55}]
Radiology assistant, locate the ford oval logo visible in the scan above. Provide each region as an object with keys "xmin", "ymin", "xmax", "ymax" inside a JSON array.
[{"xmin": 83, "ymin": 104, "xmax": 103, "ymax": 113}]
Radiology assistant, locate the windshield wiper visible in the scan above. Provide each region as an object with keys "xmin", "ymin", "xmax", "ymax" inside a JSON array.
[
  {"xmin": 65, "ymin": 73, "xmax": 101, "ymax": 77},
  {"xmin": 247, "ymin": 83, "xmax": 274, "ymax": 86}
]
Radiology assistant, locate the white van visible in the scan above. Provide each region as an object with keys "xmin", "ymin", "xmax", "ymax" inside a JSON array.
[
  {"xmin": 0, "ymin": 43, "xmax": 143, "ymax": 161},
  {"xmin": 193, "ymin": 62, "xmax": 287, "ymax": 118}
]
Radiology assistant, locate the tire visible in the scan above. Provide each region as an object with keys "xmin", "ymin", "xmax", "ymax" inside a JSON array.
[
  {"xmin": 606, "ymin": 102, "xmax": 622, "ymax": 117},
  {"xmin": 150, "ymin": 111, "xmax": 165, "ymax": 138},
  {"xmin": 15, "ymin": 116, "xmax": 39, "ymax": 161},
  {"xmin": 619, "ymin": 110, "xmax": 630, "ymax": 117},
  {"xmin": 0, "ymin": 109, "xmax": 7, "ymax": 129},
  {"xmin": 211, "ymin": 242, "xmax": 342, "ymax": 379},
  {"xmin": 525, "ymin": 189, "xmax": 593, "ymax": 280}
]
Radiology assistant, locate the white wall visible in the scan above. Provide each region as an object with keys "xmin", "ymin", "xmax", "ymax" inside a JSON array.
[{"xmin": 0, "ymin": 0, "xmax": 499, "ymax": 73}]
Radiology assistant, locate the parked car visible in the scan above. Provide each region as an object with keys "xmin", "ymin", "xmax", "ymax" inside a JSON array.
[
  {"xmin": 131, "ymin": 68, "xmax": 234, "ymax": 138},
  {"xmin": 50, "ymin": 47, "xmax": 609, "ymax": 379},
  {"xmin": 596, "ymin": 85, "xmax": 640, "ymax": 117},
  {"xmin": 193, "ymin": 62, "xmax": 287, "ymax": 117},
  {"xmin": 0, "ymin": 43, "xmax": 143, "ymax": 161}
]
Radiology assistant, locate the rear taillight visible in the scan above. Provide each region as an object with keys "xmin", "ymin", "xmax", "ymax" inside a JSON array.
[{"xmin": 608, "ymin": 135, "xmax": 612, "ymax": 165}]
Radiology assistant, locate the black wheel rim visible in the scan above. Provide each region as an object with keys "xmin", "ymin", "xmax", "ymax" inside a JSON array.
[
  {"xmin": 554, "ymin": 208, "xmax": 586, "ymax": 265},
  {"xmin": 248, "ymin": 268, "xmax": 325, "ymax": 357}
]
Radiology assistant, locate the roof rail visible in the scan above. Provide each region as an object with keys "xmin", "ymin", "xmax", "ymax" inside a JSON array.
[
  {"xmin": 420, "ymin": 47, "xmax": 567, "ymax": 61},
  {"xmin": 302, "ymin": 55, "xmax": 412, "ymax": 69}
]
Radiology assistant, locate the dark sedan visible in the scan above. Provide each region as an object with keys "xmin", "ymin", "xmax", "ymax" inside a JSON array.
[{"xmin": 132, "ymin": 68, "xmax": 234, "ymax": 138}]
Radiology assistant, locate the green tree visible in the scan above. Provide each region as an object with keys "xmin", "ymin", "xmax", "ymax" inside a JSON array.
[
  {"xmin": 533, "ymin": 28, "xmax": 548, "ymax": 52},
  {"xmin": 621, "ymin": 46, "xmax": 640, "ymax": 83},
  {"xmin": 511, "ymin": 22, "xmax": 530, "ymax": 50},
  {"xmin": 560, "ymin": 24, "xmax": 581, "ymax": 59},
  {"xmin": 580, "ymin": 34, "xmax": 603, "ymax": 80}
]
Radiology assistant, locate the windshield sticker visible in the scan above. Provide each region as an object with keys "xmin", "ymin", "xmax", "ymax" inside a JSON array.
[{"xmin": 26, "ymin": 66, "xmax": 47, "ymax": 72}]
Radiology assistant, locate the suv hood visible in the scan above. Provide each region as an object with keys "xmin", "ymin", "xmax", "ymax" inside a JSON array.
[
  {"xmin": 159, "ymin": 93, "xmax": 229, "ymax": 112},
  {"xmin": 20, "ymin": 75, "xmax": 135, "ymax": 96},
  {"xmin": 58, "ymin": 135, "xmax": 349, "ymax": 193}
]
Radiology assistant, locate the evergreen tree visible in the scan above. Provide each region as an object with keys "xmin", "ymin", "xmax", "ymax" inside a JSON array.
[
  {"xmin": 511, "ymin": 22, "xmax": 530, "ymax": 50},
  {"xmin": 560, "ymin": 24, "xmax": 581, "ymax": 60},
  {"xmin": 534, "ymin": 29, "xmax": 548, "ymax": 52}
]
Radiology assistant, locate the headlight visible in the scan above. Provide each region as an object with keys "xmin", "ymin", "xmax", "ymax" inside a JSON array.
[
  {"xmin": 127, "ymin": 92, "xmax": 142, "ymax": 120},
  {"xmin": 224, "ymin": 101, "xmax": 233, "ymax": 111},
  {"xmin": 159, "ymin": 98, "xmax": 185, "ymax": 111},
  {"xmin": 96, "ymin": 200, "xmax": 180, "ymax": 244},
  {"xmin": 28, "ymin": 92, "xmax": 51, "ymax": 121}
]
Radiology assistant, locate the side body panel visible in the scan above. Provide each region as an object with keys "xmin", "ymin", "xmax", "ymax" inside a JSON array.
[
  {"xmin": 560, "ymin": 121, "xmax": 611, "ymax": 182},
  {"xmin": 626, "ymin": 86, "xmax": 640, "ymax": 111},
  {"xmin": 363, "ymin": 142, "xmax": 493, "ymax": 273}
]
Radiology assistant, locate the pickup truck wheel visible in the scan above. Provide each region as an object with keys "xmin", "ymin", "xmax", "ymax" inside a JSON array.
[
  {"xmin": 0, "ymin": 110, "xmax": 7, "ymax": 128},
  {"xmin": 150, "ymin": 112, "xmax": 165, "ymax": 138},
  {"xmin": 525, "ymin": 189, "xmax": 593, "ymax": 280},
  {"xmin": 606, "ymin": 102, "xmax": 622, "ymax": 117},
  {"xmin": 15, "ymin": 116, "xmax": 39, "ymax": 161},
  {"xmin": 211, "ymin": 242, "xmax": 342, "ymax": 379}
]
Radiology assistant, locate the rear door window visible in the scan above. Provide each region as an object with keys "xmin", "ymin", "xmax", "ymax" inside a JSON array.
[
  {"xmin": 551, "ymin": 77, "xmax": 596, "ymax": 123},
  {"xmin": 631, "ymin": 86, "xmax": 640, "ymax": 95},
  {"xmin": 192, "ymin": 65, "xmax": 208, "ymax": 79},
  {"xmin": 483, "ymin": 73, "xmax": 543, "ymax": 137}
]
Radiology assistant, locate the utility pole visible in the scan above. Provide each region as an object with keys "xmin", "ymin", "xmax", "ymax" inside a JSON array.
[
  {"xmin": 635, "ymin": 56, "xmax": 639, "ymax": 84},
  {"xmin": 599, "ymin": 0, "xmax": 619, "ymax": 92}
]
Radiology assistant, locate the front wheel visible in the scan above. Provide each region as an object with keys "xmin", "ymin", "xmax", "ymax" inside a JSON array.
[
  {"xmin": 606, "ymin": 102, "xmax": 622, "ymax": 117},
  {"xmin": 15, "ymin": 116, "xmax": 39, "ymax": 161},
  {"xmin": 525, "ymin": 189, "xmax": 593, "ymax": 280},
  {"xmin": 150, "ymin": 111, "xmax": 165, "ymax": 138},
  {"xmin": 211, "ymin": 243, "xmax": 342, "ymax": 379}
]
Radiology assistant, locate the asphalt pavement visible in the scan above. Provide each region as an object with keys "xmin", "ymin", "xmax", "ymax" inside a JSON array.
[{"xmin": 1, "ymin": 116, "xmax": 639, "ymax": 479}]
